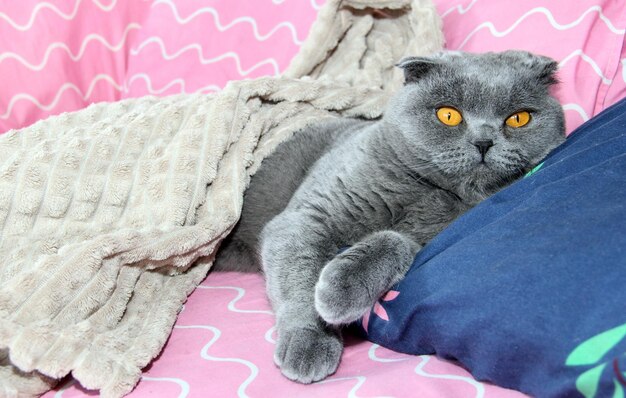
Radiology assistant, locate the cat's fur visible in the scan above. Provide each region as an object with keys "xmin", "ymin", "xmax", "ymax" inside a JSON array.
[{"xmin": 214, "ymin": 51, "xmax": 566, "ymax": 383}]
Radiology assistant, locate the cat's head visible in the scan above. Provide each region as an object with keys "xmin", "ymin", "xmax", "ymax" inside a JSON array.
[{"xmin": 383, "ymin": 50, "xmax": 565, "ymax": 202}]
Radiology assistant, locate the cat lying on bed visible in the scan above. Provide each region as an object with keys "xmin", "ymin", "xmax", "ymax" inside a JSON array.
[{"xmin": 214, "ymin": 50, "xmax": 566, "ymax": 383}]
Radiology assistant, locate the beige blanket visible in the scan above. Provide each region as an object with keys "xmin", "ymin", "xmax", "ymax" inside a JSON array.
[{"xmin": 0, "ymin": 1, "xmax": 443, "ymax": 396}]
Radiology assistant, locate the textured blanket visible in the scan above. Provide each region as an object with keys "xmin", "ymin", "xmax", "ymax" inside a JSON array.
[{"xmin": 0, "ymin": 0, "xmax": 443, "ymax": 396}]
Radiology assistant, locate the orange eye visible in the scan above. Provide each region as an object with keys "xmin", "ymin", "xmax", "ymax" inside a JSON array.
[
  {"xmin": 506, "ymin": 111, "xmax": 531, "ymax": 128},
  {"xmin": 436, "ymin": 107, "xmax": 463, "ymax": 126}
]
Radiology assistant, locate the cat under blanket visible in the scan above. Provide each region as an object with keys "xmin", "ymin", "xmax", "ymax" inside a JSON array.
[{"xmin": 214, "ymin": 50, "xmax": 566, "ymax": 383}]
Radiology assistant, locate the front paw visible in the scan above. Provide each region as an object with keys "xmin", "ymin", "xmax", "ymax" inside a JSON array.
[
  {"xmin": 314, "ymin": 251, "xmax": 375, "ymax": 325},
  {"xmin": 274, "ymin": 325, "xmax": 342, "ymax": 383}
]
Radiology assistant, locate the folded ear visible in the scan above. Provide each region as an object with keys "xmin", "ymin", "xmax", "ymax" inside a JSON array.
[
  {"xmin": 501, "ymin": 50, "xmax": 559, "ymax": 86},
  {"xmin": 396, "ymin": 56, "xmax": 440, "ymax": 84},
  {"xmin": 534, "ymin": 56, "xmax": 559, "ymax": 86}
]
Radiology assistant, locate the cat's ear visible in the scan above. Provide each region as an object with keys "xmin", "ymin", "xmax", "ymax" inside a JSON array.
[
  {"xmin": 533, "ymin": 56, "xmax": 559, "ymax": 86},
  {"xmin": 396, "ymin": 56, "xmax": 440, "ymax": 84},
  {"xmin": 502, "ymin": 51, "xmax": 559, "ymax": 86}
]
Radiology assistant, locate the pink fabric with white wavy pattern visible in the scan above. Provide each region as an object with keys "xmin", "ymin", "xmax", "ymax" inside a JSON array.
[
  {"xmin": 47, "ymin": 273, "xmax": 525, "ymax": 398},
  {"xmin": 1, "ymin": 0, "xmax": 625, "ymax": 135},
  {"xmin": 0, "ymin": 0, "xmax": 318, "ymax": 133},
  {"xmin": 1, "ymin": 0, "xmax": 623, "ymax": 396}
]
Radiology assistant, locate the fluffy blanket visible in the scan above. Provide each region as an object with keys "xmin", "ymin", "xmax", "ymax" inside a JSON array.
[{"xmin": 0, "ymin": 0, "xmax": 443, "ymax": 396}]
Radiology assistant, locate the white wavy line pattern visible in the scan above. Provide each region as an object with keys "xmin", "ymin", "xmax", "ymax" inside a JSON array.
[
  {"xmin": 441, "ymin": 0, "xmax": 479, "ymax": 18},
  {"xmin": 415, "ymin": 356, "xmax": 486, "ymax": 398},
  {"xmin": 457, "ymin": 6, "xmax": 626, "ymax": 50},
  {"xmin": 131, "ymin": 37, "xmax": 281, "ymax": 77},
  {"xmin": 0, "ymin": 23, "xmax": 141, "ymax": 70},
  {"xmin": 563, "ymin": 103, "xmax": 590, "ymax": 121},
  {"xmin": 152, "ymin": 0, "xmax": 304, "ymax": 45},
  {"xmin": 140, "ymin": 376, "xmax": 190, "ymax": 398},
  {"xmin": 0, "ymin": 0, "xmax": 117, "ymax": 31},
  {"xmin": 317, "ymin": 376, "xmax": 393, "ymax": 398},
  {"xmin": 368, "ymin": 343, "xmax": 410, "ymax": 363},
  {"xmin": 1, "ymin": 72, "xmax": 222, "ymax": 120},
  {"xmin": 1, "ymin": 74, "xmax": 124, "ymax": 119},
  {"xmin": 197, "ymin": 285, "xmax": 274, "ymax": 315},
  {"xmin": 126, "ymin": 73, "xmax": 221, "ymax": 95},
  {"xmin": 558, "ymin": 49, "xmax": 612, "ymax": 85},
  {"xmin": 310, "ymin": 0, "xmax": 323, "ymax": 10},
  {"xmin": 175, "ymin": 325, "xmax": 258, "ymax": 398},
  {"xmin": 264, "ymin": 325, "xmax": 277, "ymax": 344}
]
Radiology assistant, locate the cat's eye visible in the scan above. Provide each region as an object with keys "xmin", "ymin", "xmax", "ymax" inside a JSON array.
[
  {"xmin": 506, "ymin": 111, "xmax": 531, "ymax": 128},
  {"xmin": 436, "ymin": 107, "xmax": 463, "ymax": 126}
]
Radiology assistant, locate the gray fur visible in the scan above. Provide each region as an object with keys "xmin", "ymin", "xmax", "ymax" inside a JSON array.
[{"xmin": 214, "ymin": 50, "xmax": 566, "ymax": 383}]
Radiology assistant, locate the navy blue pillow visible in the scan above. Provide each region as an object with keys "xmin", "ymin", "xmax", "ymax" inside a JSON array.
[{"xmin": 360, "ymin": 98, "xmax": 626, "ymax": 398}]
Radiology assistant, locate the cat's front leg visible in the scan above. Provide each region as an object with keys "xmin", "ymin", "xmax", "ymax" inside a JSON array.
[
  {"xmin": 272, "ymin": 305, "xmax": 342, "ymax": 383},
  {"xmin": 261, "ymin": 211, "xmax": 343, "ymax": 383},
  {"xmin": 315, "ymin": 230, "xmax": 419, "ymax": 325}
]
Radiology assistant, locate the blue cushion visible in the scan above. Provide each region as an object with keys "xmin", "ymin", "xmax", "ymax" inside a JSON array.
[{"xmin": 360, "ymin": 98, "xmax": 626, "ymax": 398}]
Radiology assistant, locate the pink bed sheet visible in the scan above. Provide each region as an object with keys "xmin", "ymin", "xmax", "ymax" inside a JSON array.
[
  {"xmin": 1, "ymin": 0, "xmax": 625, "ymax": 135},
  {"xmin": 3, "ymin": 0, "xmax": 626, "ymax": 397},
  {"xmin": 0, "ymin": 0, "xmax": 318, "ymax": 133},
  {"xmin": 45, "ymin": 272, "xmax": 526, "ymax": 398}
]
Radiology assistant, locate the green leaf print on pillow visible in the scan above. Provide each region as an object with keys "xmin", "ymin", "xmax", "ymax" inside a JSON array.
[
  {"xmin": 566, "ymin": 323, "xmax": 626, "ymax": 398},
  {"xmin": 524, "ymin": 161, "xmax": 545, "ymax": 178}
]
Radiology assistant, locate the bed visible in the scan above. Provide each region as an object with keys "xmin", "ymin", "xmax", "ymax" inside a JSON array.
[{"xmin": 1, "ymin": 0, "xmax": 625, "ymax": 397}]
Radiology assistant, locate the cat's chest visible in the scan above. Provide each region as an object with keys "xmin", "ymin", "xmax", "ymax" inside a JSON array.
[
  {"xmin": 333, "ymin": 175, "xmax": 462, "ymax": 238},
  {"xmin": 292, "ymin": 139, "xmax": 469, "ymax": 243},
  {"xmin": 390, "ymin": 187, "xmax": 470, "ymax": 243}
]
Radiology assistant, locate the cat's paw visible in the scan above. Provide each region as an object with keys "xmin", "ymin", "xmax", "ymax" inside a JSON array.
[
  {"xmin": 274, "ymin": 325, "xmax": 342, "ymax": 383},
  {"xmin": 314, "ymin": 253, "xmax": 375, "ymax": 325}
]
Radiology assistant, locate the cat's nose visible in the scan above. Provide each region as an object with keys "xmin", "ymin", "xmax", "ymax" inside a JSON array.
[{"xmin": 473, "ymin": 139, "xmax": 494, "ymax": 158}]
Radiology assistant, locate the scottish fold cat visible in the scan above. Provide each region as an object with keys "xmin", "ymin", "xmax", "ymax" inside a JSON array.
[{"xmin": 214, "ymin": 50, "xmax": 566, "ymax": 383}]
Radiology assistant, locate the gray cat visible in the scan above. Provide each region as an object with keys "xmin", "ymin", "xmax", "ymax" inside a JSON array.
[{"xmin": 214, "ymin": 50, "xmax": 566, "ymax": 383}]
